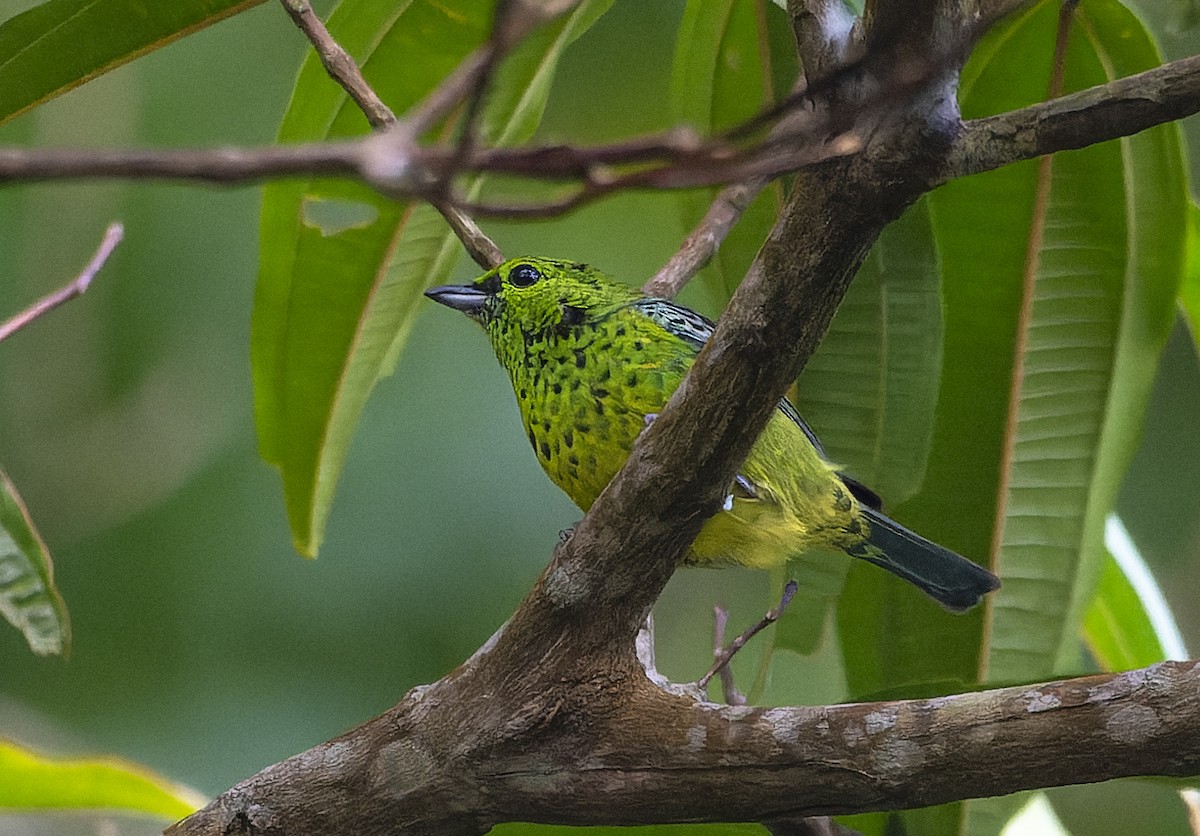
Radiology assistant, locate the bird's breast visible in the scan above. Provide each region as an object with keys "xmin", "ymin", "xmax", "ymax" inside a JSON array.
[{"xmin": 509, "ymin": 323, "xmax": 667, "ymax": 510}]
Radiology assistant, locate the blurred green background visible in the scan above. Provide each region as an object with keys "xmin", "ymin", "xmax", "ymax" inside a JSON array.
[{"xmin": 0, "ymin": 0, "xmax": 1197, "ymax": 833}]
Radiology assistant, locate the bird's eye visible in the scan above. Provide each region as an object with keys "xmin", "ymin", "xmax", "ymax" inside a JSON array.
[{"xmin": 508, "ymin": 263, "xmax": 542, "ymax": 288}]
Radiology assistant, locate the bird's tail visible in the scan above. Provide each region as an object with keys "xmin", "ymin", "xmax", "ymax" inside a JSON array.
[{"xmin": 850, "ymin": 505, "xmax": 1000, "ymax": 612}]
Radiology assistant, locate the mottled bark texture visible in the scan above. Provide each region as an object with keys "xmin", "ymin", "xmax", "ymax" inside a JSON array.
[{"xmin": 169, "ymin": 0, "xmax": 1200, "ymax": 832}]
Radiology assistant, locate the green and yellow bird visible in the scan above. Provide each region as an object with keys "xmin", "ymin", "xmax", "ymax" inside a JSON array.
[{"xmin": 426, "ymin": 257, "xmax": 999, "ymax": 610}]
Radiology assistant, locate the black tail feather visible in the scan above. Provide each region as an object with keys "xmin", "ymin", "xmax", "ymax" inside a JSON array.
[{"xmin": 852, "ymin": 505, "xmax": 1000, "ymax": 612}]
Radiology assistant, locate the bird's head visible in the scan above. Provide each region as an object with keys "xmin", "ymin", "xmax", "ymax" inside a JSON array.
[{"xmin": 425, "ymin": 257, "xmax": 639, "ymax": 338}]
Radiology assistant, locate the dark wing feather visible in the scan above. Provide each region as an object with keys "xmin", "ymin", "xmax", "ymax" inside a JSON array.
[
  {"xmin": 630, "ymin": 297, "xmax": 882, "ymax": 509},
  {"xmin": 630, "ymin": 297, "xmax": 715, "ymax": 350}
]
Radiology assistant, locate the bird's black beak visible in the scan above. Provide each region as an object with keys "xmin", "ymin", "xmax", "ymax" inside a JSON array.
[{"xmin": 425, "ymin": 284, "xmax": 488, "ymax": 316}]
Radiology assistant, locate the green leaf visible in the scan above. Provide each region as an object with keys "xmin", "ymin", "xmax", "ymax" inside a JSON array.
[
  {"xmin": 1085, "ymin": 552, "xmax": 1167, "ymax": 671},
  {"xmin": 978, "ymin": 0, "xmax": 1185, "ymax": 686},
  {"xmin": 0, "ymin": 738, "xmax": 202, "ymax": 820},
  {"xmin": 1178, "ymin": 202, "xmax": 1200, "ymax": 348},
  {"xmin": 0, "ymin": 0, "xmax": 265, "ymax": 126},
  {"xmin": 0, "ymin": 467, "xmax": 69, "ymax": 656},
  {"xmin": 669, "ymin": 0, "xmax": 795, "ymax": 303},
  {"xmin": 1084, "ymin": 515, "xmax": 1188, "ymax": 670},
  {"xmin": 253, "ymin": 0, "xmax": 612, "ymax": 555},
  {"xmin": 834, "ymin": 2, "xmax": 1185, "ymax": 832},
  {"xmin": 799, "ymin": 199, "xmax": 944, "ymax": 505}
]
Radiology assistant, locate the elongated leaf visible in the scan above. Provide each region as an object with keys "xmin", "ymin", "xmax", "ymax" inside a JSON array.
[
  {"xmin": 0, "ymin": 739, "xmax": 202, "ymax": 820},
  {"xmin": 836, "ymin": 3, "xmax": 1185, "ymax": 833},
  {"xmin": 799, "ymin": 199, "xmax": 943, "ymax": 505},
  {"xmin": 254, "ymin": 0, "xmax": 612, "ymax": 555},
  {"xmin": 1178, "ymin": 202, "xmax": 1200, "ymax": 347},
  {"xmin": 0, "ymin": 467, "xmax": 69, "ymax": 656},
  {"xmin": 1085, "ymin": 553, "xmax": 1166, "ymax": 671},
  {"xmin": 669, "ymin": 0, "xmax": 795, "ymax": 304},
  {"xmin": 1084, "ymin": 514, "xmax": 1189, "ymax": 670},
  {"xmin": 980, "ymin": 0, "xmax": 1185, "ymax": 686},
  {"xmin": 0, "ymin": 0, "xmax": 265, "ymax": 126}
]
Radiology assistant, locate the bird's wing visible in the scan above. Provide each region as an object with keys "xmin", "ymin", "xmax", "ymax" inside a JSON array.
[
  {"xmin": 630, "ymin": 296, "xmax": 885, "ymax": 511},
  {"xmin": 631, "ymin": 298, "xmax": 829, "ymax": 454},
  {"xmin": 629, "ymin": 297, "xmax": 715, "ymax": 350}
]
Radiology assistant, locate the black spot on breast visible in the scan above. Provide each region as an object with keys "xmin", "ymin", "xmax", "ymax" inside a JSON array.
[
  {"xmin": 542, "ymin": 420, "xmax": 551, "ymax": 432},
  {"xmin": 563, "ymin": 430, "xmax": 574, "ymax": 448},
  {"xmin": 539, "ymin": 439, "xmax": 552, "ymax": 460},
  {"xmin": 568, "ymin": 453, "xmax": 580, "ymax": 466},
  {"xmin": 633, "ymin": 340, "xmax": 644, "ymax": 351},
  {"xmin": 527, "ymin": 428, "xmax": 537, "ymax": 450},
  {"xmin": 616, "ymin": 326, "xmax": 626, "ymax": 337},
  {"xmin": 597, "ymin": 366, "xmax": 611, "ymax": 382},
  {"xmin": 574, "ymin": 349, "xmax": 587, "ymax": 369},
  {"xmin": 592, "ymin": 387, "xmax": 609, "ymax": 399},
  {"xmin": 626, "ymin": 372, "xmax": 638, "ymax": 387},
  {"xmin": 552, "ymin": 382, "xmax": 562, "ymax": 395}
]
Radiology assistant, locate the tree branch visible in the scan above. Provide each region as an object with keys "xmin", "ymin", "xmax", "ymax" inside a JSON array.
[
  {"xmin": 642, "ymin": 179, "xmax": 766, "ymax": 297},
  {"xmin": 942, "ymin": 53, "xmax": 1200, "ymax": 182},
  {"xmin": 278, "ymin": 0, "xmax": 396, "ymax": 128},
  {"xmin": 0, "ymin": 143, "xmax": 362, "ymax": 184},
  {"xmin": 169, "ymin": 661, "xmax": 1200, "ymax": 834},
  {"xmin": 0, "ymin": 222, "xmax": 123, "ymax": 343}
]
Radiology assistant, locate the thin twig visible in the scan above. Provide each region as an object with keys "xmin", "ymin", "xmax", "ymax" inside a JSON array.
[
  {"xmin": 0, "ymin": 222, "xmax": 124, "ymax": 344},
  {"xmin": 278, "ymin": 0, "xmax": 396, "ymax": 128},
  {"xmin": 711, "ymin": 604, "xmax": 746, "ymax": 705},
  {"xmin": 0, "ymin": 143, "xmax": 363, "ymax": 184},
  {"xmin": 643, "ymin": 180, "xmax": 767, "ymax": 297},
  {"xmin": 697, "ymin": 580, "xmax": 798, "ymax": 691},
  {"xmin": 278, "ymin": 0, "xmax": 508, "ymax": 270},
  {"xmin": 436, "ymin": 204, "xmax": 504, "ymax": 269},
  {"xmin": 0, "ymin": 54, "xmax": 1191, "ymax": 218}
]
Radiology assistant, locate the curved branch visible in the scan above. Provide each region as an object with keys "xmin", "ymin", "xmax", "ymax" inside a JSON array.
[{"xmin": 941, "ymin": 53, "xmax": 1200, "ymax": 183}]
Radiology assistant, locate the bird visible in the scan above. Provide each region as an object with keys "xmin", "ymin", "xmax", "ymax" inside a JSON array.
[{"xmin": 425, "ymin": 257, "xmax": 999, "ymax": 611}]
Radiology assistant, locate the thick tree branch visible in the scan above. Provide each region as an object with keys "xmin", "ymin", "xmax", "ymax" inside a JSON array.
[
  {"xmin": 170, "ymin": 662, "xmax": 1200, "ymax": 834},
  {"xmin": 942, "ymin": 53, "xmax": 1200, "ymax": 182}
]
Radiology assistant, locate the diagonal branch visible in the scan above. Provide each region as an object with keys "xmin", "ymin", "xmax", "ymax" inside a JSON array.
[
  {"xmin": 0, "ymin": 222, "xmax": 124, "ymax": 343},
  {"xmin": 942, "ymin": 53, "xmax": 1200, "ymax": 183},
  {"xmin": 277, "ymin": 0, "xmax": 502, "ymax": 268},
  {"xmin": 278, "ymin": 0, "xmax": 396, "ymax": 128}
]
